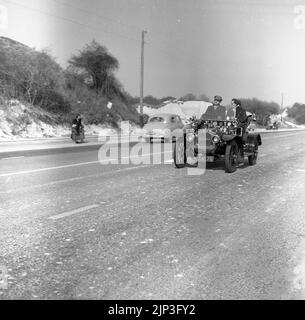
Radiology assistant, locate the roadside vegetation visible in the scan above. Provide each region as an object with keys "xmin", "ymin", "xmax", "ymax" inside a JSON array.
[
  {"xmin": 286, "ymin": 103, "xmax": 305, "ymax": 125},
  {"xmin": 0, "ymin": 36, "xmax": 303, "ymax": 138},
  {"xmin": 0, "ymin": 37, "xmax": 140, "ymax": 128}
]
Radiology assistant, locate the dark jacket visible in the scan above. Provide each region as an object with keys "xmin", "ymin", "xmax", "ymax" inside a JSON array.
[
  {"xmin": 72, "ymin": 118, "xmax": 82, "ymax": 132},
  {"xmin": 235, "ymin": 106, "xmax": 248, "ymax": 126},
  {"xmin": 201, "ymin": 104, "xmax": 226, "ymax": 120}
]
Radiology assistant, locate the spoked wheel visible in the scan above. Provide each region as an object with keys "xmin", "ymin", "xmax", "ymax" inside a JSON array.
[
  {"xmin": 225, "ymin": 140, "xmax": 239, "ymax": 173},
  {"xmin": 248, "ymin": 141, "xmax": 258, "ymax": 166},
  {"xmin": 173, "ymin": 137, "xmax": 186, "ymax": 168}
]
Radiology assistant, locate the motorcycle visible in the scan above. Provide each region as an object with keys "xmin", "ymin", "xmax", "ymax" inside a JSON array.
[{"xmin": 71, "ymin": 124, "xmax": 85, "ymax": 143}]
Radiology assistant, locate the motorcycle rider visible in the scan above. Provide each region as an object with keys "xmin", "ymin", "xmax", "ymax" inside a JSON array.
[{"xmin": 72, "ymin": 114, "xmax": 83, "ymax": 135}]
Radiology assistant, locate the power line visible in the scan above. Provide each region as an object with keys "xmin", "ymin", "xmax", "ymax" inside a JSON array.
[
  {"xmin": 145, "ymin": 40, "xmax": 193, "ymax": 65},
  {"xmin": 146, "ymin": 36, "xmax": 193, "ymax": 64},
  {"xmin": 51, "ymin": 0, "xmax": 293, "ymax": 63},
  {"xmin": 1, "ymin": 0, "xmax": 197, "ymax": 85},
  {"xmin": 1, "ymin": 0, "xmax": 140, "ymax": 43},
  {"xmin": 5, "ymin": 0, "xmax": 288, "ymax": 83},
  {"xmin": 50, "ymin": 0, "xmax": 190, "ymax": 56},
  {"xmin": 50, "ymin": 0, "xmax": 143, "ymax": 33},
  {"xmin": 51, "ymin": 0, "xmax": 197, "ymax": 54},
  {"xmin": 2, "ymin": 0, "xmax": 197, "ymax": 64},
  {"xmin": 50, "ymin": 0, "xmax": 194, "ymax": 59}
]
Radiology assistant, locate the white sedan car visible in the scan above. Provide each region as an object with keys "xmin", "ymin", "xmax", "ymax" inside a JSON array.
[{"xmin": 143, "ymin": 113, "xmax": 184, "ymax": 143}]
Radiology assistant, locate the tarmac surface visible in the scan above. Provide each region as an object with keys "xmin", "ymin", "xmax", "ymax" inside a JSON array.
[{"xmin": 1, "ymin": 130, "xmax": 305, "ymax": 299}]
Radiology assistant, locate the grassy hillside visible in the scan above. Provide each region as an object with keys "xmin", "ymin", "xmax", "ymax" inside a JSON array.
[{"xmin": 0, "ymin": 36, "xmax": 141, "ymax": 134}]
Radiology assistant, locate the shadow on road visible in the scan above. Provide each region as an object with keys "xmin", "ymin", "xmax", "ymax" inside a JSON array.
[{"xmin": 184, "ymin": 160, "xmax": 252, "ymax": 172}]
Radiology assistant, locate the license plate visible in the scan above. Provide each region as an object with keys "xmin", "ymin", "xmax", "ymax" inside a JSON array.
[{"xmin": 206, "ymin": 156, "xmax": 214, "ymax": 162}]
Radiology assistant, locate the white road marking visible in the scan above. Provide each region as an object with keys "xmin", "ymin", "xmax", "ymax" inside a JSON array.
[
  {"xmin": 0, "ymin": 151, "xmax": 172, "ymax": 178},
  {"xmin": 1, "ymin": 156, "xmax": 25, "ymax": 160},
  {"xmin": 0, "ymin": 160, "xmax": 100, "ymax": 178},
  {"xmin": 0, "ymin": 165, "xmax": 150, "ymax": 194},
  {"xmin": 48, "ymin": 204, "xmax": 100, "ymax": 220},
  {"xmin": 296, "ymin": 169, "xmax": 305, "ymax": 172},
  {"xmin": 0, "ymin": 131, "xmax": 302, "ymax": 177}
]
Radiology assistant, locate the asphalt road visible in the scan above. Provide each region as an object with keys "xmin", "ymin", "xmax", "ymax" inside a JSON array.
[{"xmin": 1, "ymin": 130, "xmax": 305, "ymax": 299}]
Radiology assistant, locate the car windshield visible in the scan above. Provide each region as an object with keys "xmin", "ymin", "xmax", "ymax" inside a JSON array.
[{"xmin": 149, "ymin": 117, "xmax": 166, "ymax": 123}]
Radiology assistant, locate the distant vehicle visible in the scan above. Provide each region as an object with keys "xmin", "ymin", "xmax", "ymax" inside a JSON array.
[
  {"xmin": 266, "ymin": 122, "xmax": 279, "ymax": 130},
  {"xmin": 143, "ymin": 113, "xmax": 184, "ymax": 143}
]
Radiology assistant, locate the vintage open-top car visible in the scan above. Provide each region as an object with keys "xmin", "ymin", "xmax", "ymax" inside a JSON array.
[{"xmin": 173, "ymin": 116, "xmax": 262, "ymax": 173}]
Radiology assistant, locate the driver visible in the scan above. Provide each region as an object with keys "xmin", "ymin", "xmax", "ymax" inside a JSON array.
[{"xmin": 201, "ymin": 95, "xmax": 226, "ymax": 120}]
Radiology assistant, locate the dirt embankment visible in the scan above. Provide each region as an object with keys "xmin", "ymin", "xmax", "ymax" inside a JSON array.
[{"xmin": 0, "ymin": 99, "xmax": 142, "ymax": 140}]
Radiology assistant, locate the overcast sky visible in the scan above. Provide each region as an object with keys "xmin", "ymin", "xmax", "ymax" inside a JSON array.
[{"xmin": 1, "ymin": 0, "xmax": 305, "ymax": 106}]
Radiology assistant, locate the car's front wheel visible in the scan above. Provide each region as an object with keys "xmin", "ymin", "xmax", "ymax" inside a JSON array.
[
  {"xmin": 173, "ymin": 137, "xmax": 186, "ymax": 168},
  {"xmin": 225, "ymin": 140, "xmax": 239, "ymax": 173}
]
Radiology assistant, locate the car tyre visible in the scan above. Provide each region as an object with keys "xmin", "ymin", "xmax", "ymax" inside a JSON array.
[
  {"xmin": 173, "ymin": 137, "xmax": 186, "ymax": 168},
  {"xmin": 248, "ymin": 141, "xmax": 258, "ymax": 166},
  {"xmin": 225, "ymin": 140, "xmax": 239, "ymax": 173}
]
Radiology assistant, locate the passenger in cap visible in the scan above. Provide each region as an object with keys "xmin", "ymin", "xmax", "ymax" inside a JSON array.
[{"xmin": 201, "ymin": 95, "xmax": 226, "ymax": 120}]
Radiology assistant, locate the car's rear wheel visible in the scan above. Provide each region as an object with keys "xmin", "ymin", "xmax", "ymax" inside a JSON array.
[
  {"xmin": 173, "ymin": 137, "xmax": 186, "ymax": 168},
  {"xmin": 248, "ymin": 141, "xmax": 258, "ymax": 166},
  {"xmin": 225, "ymin": 140, "xmax": 239, "ymax": 173}
]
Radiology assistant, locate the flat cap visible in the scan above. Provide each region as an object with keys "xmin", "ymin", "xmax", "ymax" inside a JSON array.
[{"xmin": 214, "ymin": 95, "xmax": 222, "ymax": 102}]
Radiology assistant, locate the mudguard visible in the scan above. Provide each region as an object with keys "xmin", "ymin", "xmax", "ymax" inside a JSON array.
[
  {"xmin": 222, "ymin": 134, "xmax": 235, "ymax": 142},
  {"xmin": 248, "ymin": 133, "xmax": 262, "ymax": 146},
  {"xmin": 220, "ymin": 136, "xmax": 243, "ymax": 156},
  {"xmin": 222, "ymin": 134, "xmax": 243, "ymax": 147}
]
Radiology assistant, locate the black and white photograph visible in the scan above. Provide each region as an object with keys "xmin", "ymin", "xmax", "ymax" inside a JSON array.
[{"xmin": 1, "ymin": 0, "xmax": 305, "ymax": 304}]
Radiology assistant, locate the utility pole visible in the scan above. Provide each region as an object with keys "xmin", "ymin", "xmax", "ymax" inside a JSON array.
[
  {"xmin": 139, "ymin": 30, "xmax": 147, "ymax": 128},
  {"xmin": 281, "ymin": 92, "xmax": 284, "ymax": 122}
]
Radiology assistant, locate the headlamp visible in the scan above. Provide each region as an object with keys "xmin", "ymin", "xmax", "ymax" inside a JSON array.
[
  {"xmin": 186, "ymin": 133, "xmax": 195, "ymax": 143},
  {"xmin": 212, "ymin": 135, "xmax": 220, "ymax": 144}
]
